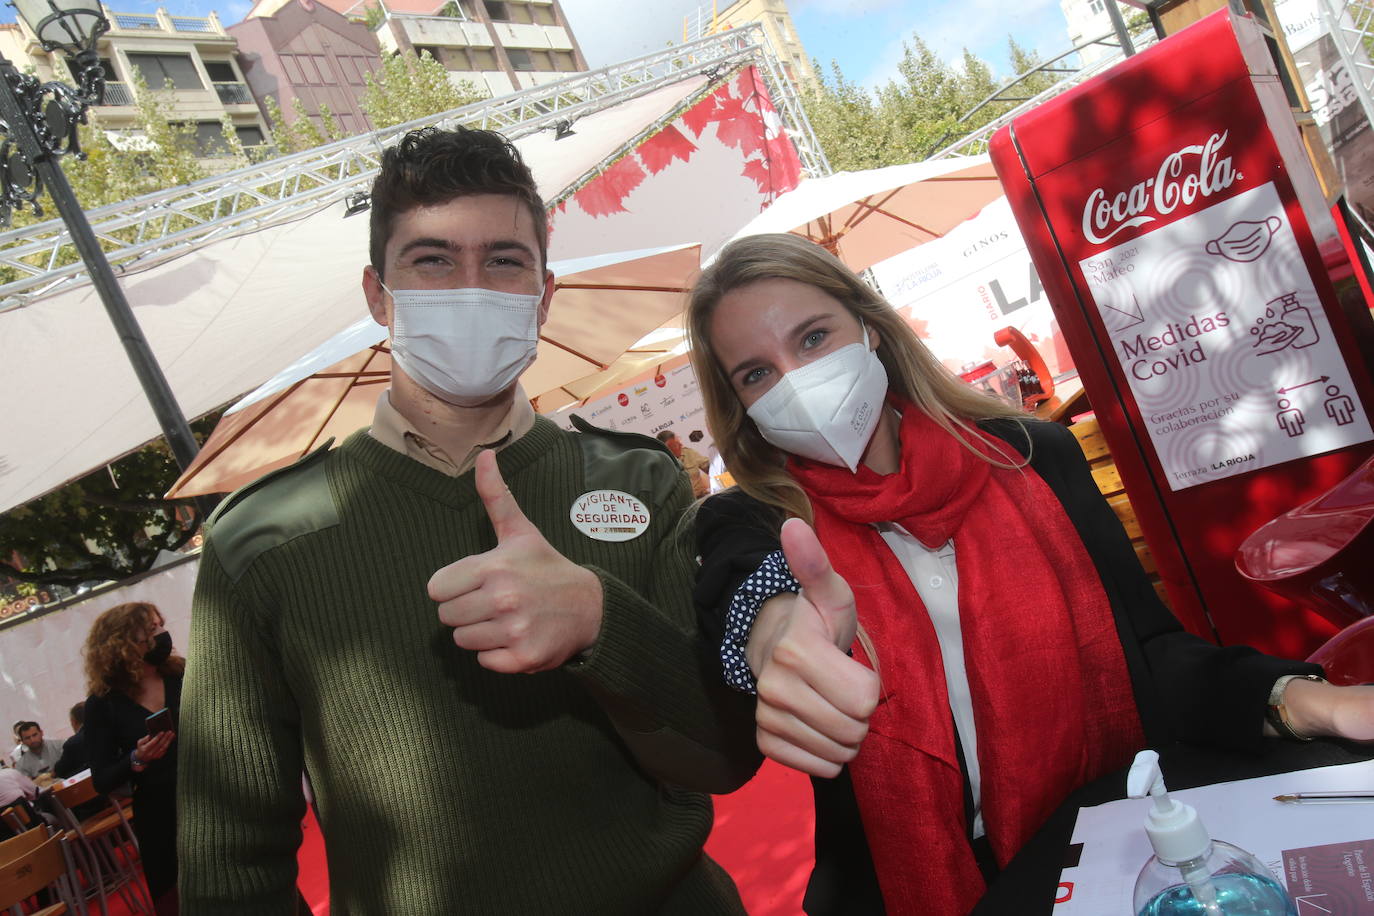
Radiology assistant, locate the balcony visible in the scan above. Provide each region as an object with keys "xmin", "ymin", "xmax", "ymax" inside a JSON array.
[
  {"xmin": 213, "ymin": 82, "xmax": 253, "ymax": 105},
  {"xmin": 105, "ymin": 9, "xmax": 228, "ymax": 38},
  {"xmin": 98, "ymin": 81, "xmax": 135, "ymax": 106}
]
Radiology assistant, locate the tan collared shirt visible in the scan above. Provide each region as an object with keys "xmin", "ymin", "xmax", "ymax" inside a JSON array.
[{"xmin": 369, "ymin": 387, "xmax": 536, "ymax": 476}]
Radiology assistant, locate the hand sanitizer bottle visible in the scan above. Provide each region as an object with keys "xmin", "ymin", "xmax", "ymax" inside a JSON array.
[{"xmin": 1127, "ymin": 750, "xmax": 1297, "ymax": 916}]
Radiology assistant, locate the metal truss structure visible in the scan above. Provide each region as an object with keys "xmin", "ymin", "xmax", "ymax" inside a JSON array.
[
  {"xmin": 0, "ymin": 22, "xmax": 827, "ymax": 309},
  {"xmin": 1319, "ymin": 0, "xmax": 1374, "ymax": 149},
  {"xmin": 927, "ymin": 26, "xmax": 1160, "ymax": 161}
]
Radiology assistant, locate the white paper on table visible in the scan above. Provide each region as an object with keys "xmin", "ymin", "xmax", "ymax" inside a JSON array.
[{"xmin": 1055, "ymin": 759, "xmax": 1374, "ymax": 914}]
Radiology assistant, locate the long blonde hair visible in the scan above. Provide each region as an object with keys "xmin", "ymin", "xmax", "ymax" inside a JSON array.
[{"xmin": 687, "ymin": 233, "xmax": 1029, "ymax": 525}]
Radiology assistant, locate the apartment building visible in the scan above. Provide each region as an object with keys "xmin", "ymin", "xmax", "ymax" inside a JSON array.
[
  {"xmin": 354, "ymin": 0, "xmax": 588, "ymax": 97},
  {"xmin": 230, "ymin": 0, "xmax": 384, "ymax": 137},
  {"xmin": 0, "ymin": 6, "xmax": 271, "ymax": 167},
  {"xmin": 684, "ymin": 0, "xmax": 816, "ymax": 86},
  {"xmin": 1060, "ymin": 0, "xmax": 1122, "ymax": 66}
]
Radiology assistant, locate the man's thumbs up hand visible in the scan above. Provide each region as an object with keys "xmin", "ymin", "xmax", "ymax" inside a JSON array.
[{"xmin": 429, "ymin": 450, "xmax": 603, "ymax": 673}]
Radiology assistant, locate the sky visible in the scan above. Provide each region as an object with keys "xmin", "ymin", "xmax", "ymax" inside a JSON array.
[
  {"xmin": 3, "ymin": 0, "xmax": 1076, "ymax": 89},
  {"xmin": 559, "ymin": 0, "xmax": 1076, "ymax": 87}
]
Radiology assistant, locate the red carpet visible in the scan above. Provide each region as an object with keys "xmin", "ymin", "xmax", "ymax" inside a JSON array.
[
  {"xmin": 706, "ymin": 758, "xmax": 815, "ymax": 916},
  {"xmin": 105, "ymin": 760, "xmax": 814, "ymax": 915}
]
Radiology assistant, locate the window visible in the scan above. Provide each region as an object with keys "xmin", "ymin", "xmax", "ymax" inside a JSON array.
[
  {"xmin": 414, "ymin": 45, "xmax": 442, "ymax": 62},
  {"xmin": 203, "ymin": 60, "xmax": 237, "ymax": 82},
  {"xmin": 508, "ymin": 2, "xmax": 532, "ymax": 23},
  {"xmin": 235, "ymin": 125, "xmax": 266, "ymax": 147},
  {"xmin": 471, "ymin": 47, "xmax": 497, "ymax": 69},
  {"xmin": 126, "ymin": 53, "xmax": 203, "ymax": 90},
  {"xmin": 484, "ymin": 1, "xmax": 508, "ymax": 20},
  {"xmin": 505, "ymin": 48, "xmax": 531, "ymax": 70},
  {"xmin": 1088, "ymin": 0, "xmax": 1105, "ymax": 12},
  {"xmin": 529, "ymin": 49, "xmax": 551, "ymax": 71},
  {"xmin": 553, "ymin": 50, "xmax": 576, "ymax": 72},
  {"xmin": 193, "ymin": 120, "xmax": 230, "ymax": 156},
  {"xmin": 532, "ymin": 4, "xmax": 555, "ymax": 25}
]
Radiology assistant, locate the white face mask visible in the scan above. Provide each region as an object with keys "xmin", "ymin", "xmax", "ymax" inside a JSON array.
[
  {"xmin": 383, "ymin": 283, "xmax": 544, "ymax": 407},
  {"xmin": 746, "ymin": 327, "xmax": 889, "ymax": 471}
]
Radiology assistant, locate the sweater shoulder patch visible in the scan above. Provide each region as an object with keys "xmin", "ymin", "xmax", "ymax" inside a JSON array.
[
  {"xmin": 568, "ymin": 414, "xmax": 681, "ymax": 507},
  {"xmin": 205, "ymin": 441, "xmax": 340, "ymax": 581}
]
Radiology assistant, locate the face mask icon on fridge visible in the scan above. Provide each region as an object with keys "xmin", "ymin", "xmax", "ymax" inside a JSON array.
[{"xmin": 1204, "ymin": 217, "xmax": 1282, "ymax": 263}]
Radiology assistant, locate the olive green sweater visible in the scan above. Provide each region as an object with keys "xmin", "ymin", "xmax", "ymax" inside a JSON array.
[{"xmin": 177, "ymin": 418, "xmax": 758, "ymax": 915}]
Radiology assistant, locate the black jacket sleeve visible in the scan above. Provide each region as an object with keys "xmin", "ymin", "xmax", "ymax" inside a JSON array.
[
  {"xmin": 83, "ymin": 692, "xmax": 133, "ymax": 795},
  {"xmin": 692, "ymin": 489, "xmax": 787, "ymax": 664}
]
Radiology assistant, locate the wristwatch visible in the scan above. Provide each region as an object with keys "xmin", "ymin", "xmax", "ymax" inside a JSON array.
[{"xmin": 1266, "ymin": 673, "xmax": 1325, "ymax": 741}]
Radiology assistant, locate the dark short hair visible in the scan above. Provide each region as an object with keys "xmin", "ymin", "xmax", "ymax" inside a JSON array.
[
  {"xmin": 369, "ymin": 126, "xmax": 547, "ymax": 279},
  {"xmin": 16, "ymin": 721, "xmax": 38, "ymax": 737},
  {"xmin": 69, "ymin": 703, "xmax": 85, "ymax": 727},
  {"xmin": 655, "ymin": 430, "xmax": 677, "ymax": 443}
]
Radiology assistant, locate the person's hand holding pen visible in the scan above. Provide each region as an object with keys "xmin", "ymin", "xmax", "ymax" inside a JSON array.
[{"xmin": 1270, "ymin": 678, "xmax": 1374, "ymax": 743}]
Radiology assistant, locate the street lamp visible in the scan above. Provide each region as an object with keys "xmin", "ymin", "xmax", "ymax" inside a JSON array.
[{"xmin": 0, "ymin": 0, "xmax": 203, "ymax": 478}]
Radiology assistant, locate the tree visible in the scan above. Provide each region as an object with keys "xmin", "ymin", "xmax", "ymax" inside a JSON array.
[
  {"xmin": 801, "ymin": 33, "xmax": 1072, "ymax": 169},
  {"xmin": 359, "ymin": 50, "xmax": 487, "ymax": 130},
  {"xmin": 0, "ymin": 413, "xmax": 221, "ymax": 588},
  {"xmin": 257, "ymin": 51, "xmax": 488, "ymax": 157}
]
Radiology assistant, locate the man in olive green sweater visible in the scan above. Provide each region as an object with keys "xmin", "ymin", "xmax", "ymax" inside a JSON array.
[{"xmin": 178, "ymin": 126, "xmax": 759, "ymax": 915}]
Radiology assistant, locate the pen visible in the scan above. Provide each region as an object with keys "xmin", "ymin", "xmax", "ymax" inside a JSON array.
[{"xmin": 1273, "ymin": 791, "xmax": 1374, "ymax": 804}]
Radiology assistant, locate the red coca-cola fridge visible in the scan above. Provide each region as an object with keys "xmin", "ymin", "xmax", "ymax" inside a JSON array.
[{"xmin": 989, "ymin": 8, "xmax": 1374, "ymax": 658}]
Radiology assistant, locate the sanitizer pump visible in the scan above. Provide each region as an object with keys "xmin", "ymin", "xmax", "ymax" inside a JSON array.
[{"xmin": 1127, "ymin": 750, "xmax": 1297, "ymax": 916}]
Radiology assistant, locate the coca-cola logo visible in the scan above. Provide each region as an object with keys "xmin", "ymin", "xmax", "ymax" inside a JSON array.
[{"xmin": 1081, "ymin": 132, "xmax": 1238, "ymax": 245}]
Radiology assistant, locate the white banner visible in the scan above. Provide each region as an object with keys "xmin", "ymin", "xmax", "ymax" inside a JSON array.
[
  {"xmin": 548, "ymin": 356, "xmax": 716, "ymax": 460},
  {"xmin": 870, "ymin": 197, "xmax": 1070, "ymax": 378}
]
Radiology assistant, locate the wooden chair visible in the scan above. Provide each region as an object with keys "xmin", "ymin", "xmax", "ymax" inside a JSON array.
[
  {"xmin": 0, "ymin": 825, "xmax": 48, "ymax": 865},
  {"xmin": 1068, "ymin": 416, "xmax": 1171, "ymax": 608},
  {"xmin": 0, "ymin": 834, "xmax": 78, "ymax": 916},
  {"xmin": 1, "ymin": 812, "xmax": 89, "ymax": 916},
  {"xmin": 49, "ymin": 780, "xmax": 150, "ymax": 916},
  {"xmin": 0, "ymin": 805, "xmax": 33, "ymax": 838}
]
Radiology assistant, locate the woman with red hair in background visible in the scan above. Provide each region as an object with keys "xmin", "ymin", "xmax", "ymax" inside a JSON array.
[{"xmin": 83, "ymin": 601, "xmax": 183, "ymax": 914}]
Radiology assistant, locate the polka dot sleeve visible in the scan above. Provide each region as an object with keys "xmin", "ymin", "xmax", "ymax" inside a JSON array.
[{"xmin": 722, "ymin": 549, "xmax": 801, "ymax": 694}]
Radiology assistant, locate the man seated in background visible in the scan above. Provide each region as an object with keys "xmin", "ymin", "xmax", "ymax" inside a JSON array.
[
  {"xmin": 657, "ymin": 429, "xmax": 710, "ymax": 498},
  {"xmin": 13, "ymin": 722, "xmax": 63, "ymax": 780},
  {"xmin": 54, "ymin": 702, "xmax": 89, "ymax": 779},
  {"xmin": 0, "ymin": 761, "xmax": 39, "ymax": 839}
]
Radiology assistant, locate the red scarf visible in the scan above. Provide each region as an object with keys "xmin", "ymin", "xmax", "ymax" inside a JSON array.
[{"xmin": 789, "ymin": 403, "xmax": 1144, "ymax": 915}]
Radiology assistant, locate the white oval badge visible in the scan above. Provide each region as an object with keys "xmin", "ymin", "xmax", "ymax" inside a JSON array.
[{"xmin": 570, "ymin": 489, "xmax": 651, "ymax": 542}]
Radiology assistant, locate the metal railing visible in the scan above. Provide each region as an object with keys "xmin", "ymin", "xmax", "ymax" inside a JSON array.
[
  {"xmin": 111, "ymin": 13, "xmax": 160, "ymax": 30},
  {"xmin": 98, "ymin": 81, "xmax": 135, "ymax": 106},
  {"xmin": 170, "ymin": 16, "xmax": 217, "ymax": 33},
  {"xmin": 0, "ymin": 23, "xmax": 826, "ymax": 308},
  {"xmin": 213, "ymin": 82, "xmax": 253, "ymax": 105}
]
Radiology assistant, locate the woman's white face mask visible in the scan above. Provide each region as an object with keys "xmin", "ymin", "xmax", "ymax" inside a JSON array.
[
  {"xmin": 745, "ymin": 326, "xmax": 889, "ymax": 471},
  {"xmin": 383, "ymin": 283, "xmax": 544, "ymax": 406}
]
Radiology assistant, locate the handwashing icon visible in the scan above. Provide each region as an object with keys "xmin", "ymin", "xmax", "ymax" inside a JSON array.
[
  {"xmin": 1249, "ymin": 291, "xmax": 1319, "ymax": 356},
  {"xmin": 1205, "ymin": 217, "xmax": 1283, "ymax": 262}
]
